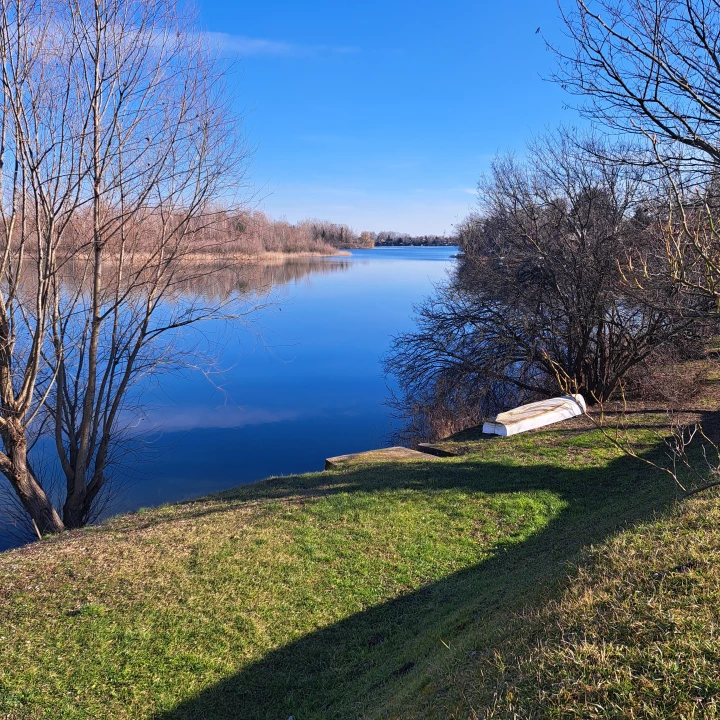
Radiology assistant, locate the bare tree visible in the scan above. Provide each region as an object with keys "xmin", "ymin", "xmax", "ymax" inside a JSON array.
[
  {"xmin": 0, "ymin": 0, "xmax": 250, "ymax": 536},
  {"xmin": 556, "ymin": 0, "xmax": 720, "ymax": 172},
  {"xmin": 554, "ymin": 1, "xmax": 720, "ymax": 307}
]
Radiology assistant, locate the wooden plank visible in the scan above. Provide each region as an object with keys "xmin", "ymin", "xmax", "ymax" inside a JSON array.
[
  {"xmin": 325, "ymin": 446, "xmax": 440, "ymax": 470},
  {"xmin": 482, "ymin": 394, "xmax": 586, "ymax": 437}
]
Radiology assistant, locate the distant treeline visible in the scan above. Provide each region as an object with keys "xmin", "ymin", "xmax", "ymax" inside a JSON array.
[
  {"xmin": 373, "ymin": 233, "xmax": 455, "ymax": 247},
  {"xmin": 213, "ymin": 213, "xmax": 372, "ymax": 255},
  {"xmin": 48, "ymin": 209, "xmax": 370, "ymax": 260},
  {"xmin": 51, "ymin": 208, "xmax": 451, "ymax": 260},
  {"xmin": 196, "ymin": 212, "xmax": 451, "ymax": 256}
]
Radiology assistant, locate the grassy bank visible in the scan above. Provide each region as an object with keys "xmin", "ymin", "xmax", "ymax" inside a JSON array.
[{"xmin": 0, "ymin": 399, "xmax": 718, "ymax": 718}]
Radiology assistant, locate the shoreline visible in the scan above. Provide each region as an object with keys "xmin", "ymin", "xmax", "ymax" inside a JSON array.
[
  {"xmin": 179, "ymin": 249, "xmax": 353, "ymax": 264},
  {"xmin": 244, "ymin": 249, "xmax": 352, "ymax": 261}
]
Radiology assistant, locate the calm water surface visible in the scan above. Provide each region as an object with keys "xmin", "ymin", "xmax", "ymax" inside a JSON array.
[{"xmin": 0, "ymin": 246, "xmax": 456, "ymax": 550}]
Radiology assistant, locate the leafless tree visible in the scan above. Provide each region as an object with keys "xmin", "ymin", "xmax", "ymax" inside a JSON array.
[
  {"xmin": 0, "ymin": 0, "xmax": 251, "ymax": 536},
  {"xmin": 556, "ymin": 1, "xmax": 720, "ymax": 171},
  {"xmin": 307, "ymin": 219, "xmax": 364, "ymax": 248},
  {"xmin": 552, "ymin": 1, "xmax": 720, "ymax": 312}
]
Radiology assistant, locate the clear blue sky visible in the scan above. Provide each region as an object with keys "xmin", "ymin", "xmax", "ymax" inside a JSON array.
[{"xmin": 198, "ymin": 1, "xmax": 577, "ymax": 235}]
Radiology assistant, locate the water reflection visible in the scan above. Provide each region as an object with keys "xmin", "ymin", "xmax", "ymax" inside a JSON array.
[
  {"xmin": 178, "ymin": 256, "xmax": 353, "ymax": 299},
  {"xmin": 54, "ymin": 254, "xmax": 353, "ymax": 299}
]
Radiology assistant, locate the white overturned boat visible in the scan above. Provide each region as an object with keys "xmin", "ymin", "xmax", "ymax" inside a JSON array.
[{"xmin": 482, "ymin": 394, "xmax": 586, "ymax": 437}]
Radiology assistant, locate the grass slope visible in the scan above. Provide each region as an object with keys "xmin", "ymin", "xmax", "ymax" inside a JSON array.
[
  {"xmin": 0, "ymin": 407, "xmax": 714, "ymax": 718},
  {"xmin": 492, "ymin": 493, "xmax": 720, "ymax": 718}
]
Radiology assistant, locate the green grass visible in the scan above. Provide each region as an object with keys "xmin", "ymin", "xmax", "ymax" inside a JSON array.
[
  {"xmin": 503, "ymin": 494, "xmax": 720, "ymax": 718},
  {"xmin": 0, "ymin": 413, "xmax": 711, "ymax": 719}
]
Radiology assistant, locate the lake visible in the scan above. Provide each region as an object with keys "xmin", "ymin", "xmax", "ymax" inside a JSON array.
[{"xmin": 0, "ymin": 246, "xmax": 457, "ymax": 550}]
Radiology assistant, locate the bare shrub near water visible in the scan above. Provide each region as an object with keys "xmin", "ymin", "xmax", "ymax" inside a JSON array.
[
  {"xmin": 387, "ymin": 379, "xmax": 494, "ymax": 448},
  {"xmin": 385, "ymin": 130, "xmax": 714, "ymax": 444},
  {"xmin": 623, "ymin": 347, "xmax": 708, "ymax": 406}
]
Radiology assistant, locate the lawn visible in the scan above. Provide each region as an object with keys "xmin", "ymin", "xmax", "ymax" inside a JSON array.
[{"xmin": 0, "ymin": 404, "xmax": 712, "ymax": 718}]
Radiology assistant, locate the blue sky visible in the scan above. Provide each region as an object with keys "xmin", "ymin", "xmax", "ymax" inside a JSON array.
[{"xmin": 198, "ymin": 1, "xmax": 577, "ymax": 235}]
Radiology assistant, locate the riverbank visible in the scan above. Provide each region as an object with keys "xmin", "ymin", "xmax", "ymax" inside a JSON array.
[{"xmin": 1, "ymin": 371, "xmax": 718, "ymax": 718}]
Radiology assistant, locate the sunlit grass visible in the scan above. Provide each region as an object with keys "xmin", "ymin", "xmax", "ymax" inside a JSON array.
[
  {"xmin": 0, "ymin": 413, "xmax": 691, "ymax": 719},
  {"xmin": 411, "ymin": 491, "xmax": 720, "ymax": 719}
]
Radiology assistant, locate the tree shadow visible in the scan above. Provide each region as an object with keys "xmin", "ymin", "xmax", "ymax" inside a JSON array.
[{"xmin": 149, "ymin": 428, "xmax": 687, "ymax": 720}]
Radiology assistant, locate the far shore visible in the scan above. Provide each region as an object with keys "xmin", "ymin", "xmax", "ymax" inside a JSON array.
[
  {"xmin": 180, "ymin": 249, "xmax": 353, "ymax": 264},
  {"xmin": 244, "ymin": 249, "xmax": 353, "ymax": 261}
]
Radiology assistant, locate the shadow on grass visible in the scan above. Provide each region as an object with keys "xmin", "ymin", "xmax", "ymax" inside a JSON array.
[{"xmin": 153, "ymin": 439, "xmax": 685, "ymax": 720}]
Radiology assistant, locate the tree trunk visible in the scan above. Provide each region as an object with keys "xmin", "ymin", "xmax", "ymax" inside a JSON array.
[
  {"xmin": 1, "ymin": 421, "xmax": 64, "ymax": 535},
  {"xmin": 62, "ymin": 486, "xmax": 86, "ymax": 530}
]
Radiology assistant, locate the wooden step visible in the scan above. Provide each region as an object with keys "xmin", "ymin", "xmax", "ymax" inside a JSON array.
[{"xmin": 325, "ymin": 446, "xmax": 440, "ymax": 470}]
